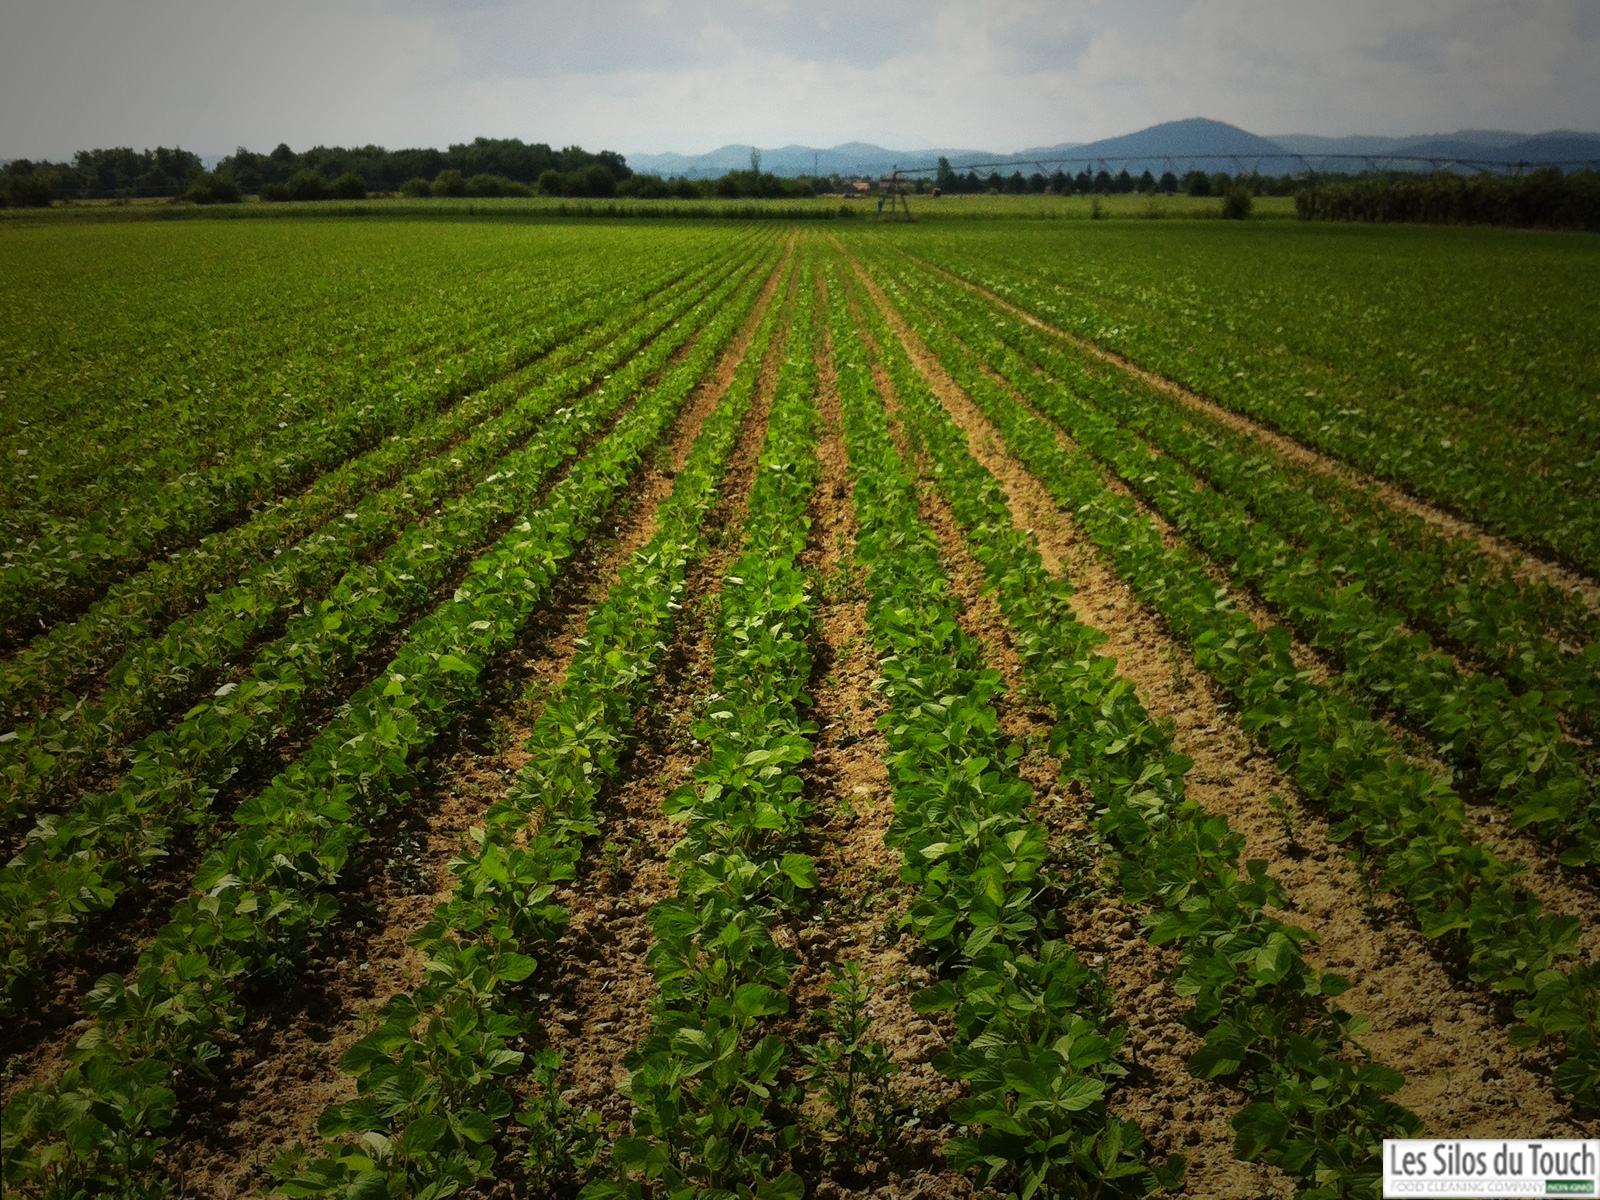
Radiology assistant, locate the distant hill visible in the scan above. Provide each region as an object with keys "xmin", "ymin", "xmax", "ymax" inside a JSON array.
[
  {"xmin": 626, "ymin": 120, "xmax": 1600, "ymax": 180},
  {"xmin": 1068, "ymin": 117, "xmax": 1282, "ymax": 160},
  {"xmin": 1268, "ymin": 129, "xmax": 1600, "ymax": 168},
  {"xmin": 1270, "ymin": 130, "xmax": 1526, "ymax": 156},
  {"xmin": 1004, "ymin": 118, "xmax": 1285, "ymax": 177},
  {"xmin": 1497, "ymin": 132, "xmax": 1600, "ymax": 164},
  {"xmin": 627, "ymin": 141, "xmax": 988, "ymax": 180}
]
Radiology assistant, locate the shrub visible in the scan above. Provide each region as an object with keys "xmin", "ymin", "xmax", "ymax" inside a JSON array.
[
  {"xmin": 618, "ymin": 174, "xmax": 672, "ymax": 199},
  {"xmin": 573, "ymin": 164, "xmax": 616, "ymax": 198},
  {"xmin": 537, "ymin": 169, "xmax": 563, "ymax": 196},
  {"xmin": 328, "ymin": 172, "xmax": 366, "ymax": 200},
  {"xmin": 260, "ymin": 182, "xmax": 291, "ymax": 202},
  {"xmin": 186, "ymin": 172, "xmax": 241, "ymax": 204},
  {"xmin": 399, "ymin": 177, "xmax": 432, "ymax": 198},
  {"xmin": 1221, "ymin": 184, "xmax": 1254, "ymax": 220},
  {"xmin": 432, "ymin": 169, "xmax": 468, "ymax": 197},
  {"xmin": 5, "ymin": 171, "xmax": 57, "ymax": 207},
  {"xmin": 285, "ymin": 170, "xmax": 327, "ymax": 202}
]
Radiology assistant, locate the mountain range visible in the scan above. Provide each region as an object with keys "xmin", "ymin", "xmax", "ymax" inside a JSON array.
[{"xmin": 627, "ymin": 117, "xmax": 1600, "ymax": 179}]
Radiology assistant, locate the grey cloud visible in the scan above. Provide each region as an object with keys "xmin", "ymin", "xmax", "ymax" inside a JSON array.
[{"xmin": 1, "ymin": 0, "xmax": 1595, "ymax": 161}]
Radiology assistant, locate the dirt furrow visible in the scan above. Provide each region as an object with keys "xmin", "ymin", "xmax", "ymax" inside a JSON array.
[
  {"xmin": 783, "ymin": 307, "xmax": 975, "ymax": 1199},
  {"xmin": 530, "ymin": 281, "xmax": 791, "ymax": 1161},
  {"xmin": 855, "ymin": 262, "xmax": 1591, "ymax": 1144},
  {"xmin": 892, "ymin": 246, "xmax": 1600, "ymax": 614}
]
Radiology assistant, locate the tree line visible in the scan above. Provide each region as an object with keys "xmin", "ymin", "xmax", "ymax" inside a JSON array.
[
  {"xmin": 0, "ymin": 138, "xmax": 829, "ymax": 207},
  {"xmin": 0, "ymin": 138, "xmax": 637, "ymax": 206},
  {"xmin": 931, "ymin": 156, "xmax": 1301, "ymax": 198}
]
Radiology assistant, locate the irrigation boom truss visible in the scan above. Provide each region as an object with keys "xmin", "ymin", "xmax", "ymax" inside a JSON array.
[{"xmin": 893, "ymin": 150, "xmax": 1600, "ymax": 180}]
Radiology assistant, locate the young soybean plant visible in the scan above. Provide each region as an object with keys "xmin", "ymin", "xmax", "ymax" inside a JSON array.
[{"xmin": 802, "ymin": 961, "xmax": 898, "ymax": 1167}]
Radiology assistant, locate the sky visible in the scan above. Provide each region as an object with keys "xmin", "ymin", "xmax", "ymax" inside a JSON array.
[{"xmin": 2, "ymin": 0, "xmax": 1598, "ymax": 160}]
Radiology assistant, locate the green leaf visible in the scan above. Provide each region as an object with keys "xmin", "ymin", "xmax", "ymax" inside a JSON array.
[
  {"xmin": 779, "ymin": 853, "xmax": 817, "ymax": 889},
  {"xmin": 494, "ymin": 952, "xmax": 538, "ymax": 982},
  {"xmin": 734, "ymin": 982, "xmax": 789, "ymax": 1018},
  {"xmin": 402, "ymin": 1113, "xmax": 448, "ymax": 1153}
]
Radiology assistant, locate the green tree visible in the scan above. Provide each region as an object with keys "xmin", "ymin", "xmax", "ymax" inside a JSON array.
[{"xmin": 432, "ymin": 169, "xmax": 468, "ymax": 197}]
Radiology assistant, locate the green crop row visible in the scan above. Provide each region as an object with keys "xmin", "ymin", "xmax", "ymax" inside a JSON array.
[
  {"xmin": 268, "ymin": 245, "xmax": 794, "ymax": 1200},
  {"xmin": 824, "ymin": 258, "xmax": 1186, "ymax": 1199},
  {"xmin": 859, "ymin": 256, "xmax": 1600, "ymax": 1117},
  {"xmin": 866, "ymin": 246, "xmax": 1600, "ymax": 733},
  {"xmin": 1, "ymin": 223, "xmax": 647, "ymax": 516},
  {"xmin": 0, "ymin": 244, "xmax": 733, "ymax": 732},
  {"xmin": 0, "ymin": 236, "xmax": 775, "ymax": 1200},
  {"xmin": 850, "ymin": 260, "xmax": 1423, "ymax": 1199},
  {"xmin": 585, "ymin": 253, "xmax": 819, "ymax": 1200},
  {"xmin": 2, "ymin": 267, "xmax": 580, "ymax": 641},
  {"xmin": 0, "ymin": 228, "xmax": 758, "ymax": 646},
  {"xmin": 884, "ymin": 224, "xmax": 1600, "ymax": 574},
  {"xmin": 867, "ymin": 257, "xmax": 1600, "ymax": 867},
  {"xmin": 0, "ymin": 243, "xmax": 752, "ymax": 827},
  {"xmin": 0, "ymin": 251, "xmax": 777, "ymax": 1022}
]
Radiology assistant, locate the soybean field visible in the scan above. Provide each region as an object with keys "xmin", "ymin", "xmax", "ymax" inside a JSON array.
[{"xmin": 2, "ymin": 214, "xmax": 1598, "ymax": 1200}]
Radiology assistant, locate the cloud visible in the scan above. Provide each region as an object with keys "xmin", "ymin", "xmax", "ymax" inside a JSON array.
[{"xmin": 1, "ymin": 0, "xmax": 1594, "ymax": 159}]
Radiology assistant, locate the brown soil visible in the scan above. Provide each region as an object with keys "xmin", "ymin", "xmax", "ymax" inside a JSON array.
[
  {"xmin": 847, "ymin": 255, "xmax": 1591, "ymax": 1157},
  {"xmin": 895, "ymin": 247, "xmax": 1600, "ymax": 616}
]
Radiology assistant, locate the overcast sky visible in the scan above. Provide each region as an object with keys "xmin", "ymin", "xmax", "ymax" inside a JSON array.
[{"xmin": 3, "ymin": 0, "xmax": 1597, "ymax": 159}]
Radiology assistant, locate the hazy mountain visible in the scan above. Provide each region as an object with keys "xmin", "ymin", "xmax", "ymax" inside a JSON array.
[
  {"xmin": 1269, "ymin": 129, "xmax": 1600, "ymax": 167},
  {"xmin": 1496, "ymin": 132, "xmax": 1600, "ymax": 163},
  {"xmin": 627, "ymin": 141, "xmax": 987, "ymax": 179},
  {"xmin": 1270, "ymin": 130, "xmax": 1525, "ymax": 156},
  {"xmin": 626, "ymin": 120, "xmax": 1598, "ymax": 180}
]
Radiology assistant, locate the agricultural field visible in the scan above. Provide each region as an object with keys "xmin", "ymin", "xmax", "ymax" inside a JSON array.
[{"xmin": 0, "ymin": 213, "xmax": 1597, "ymax": 1200}]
